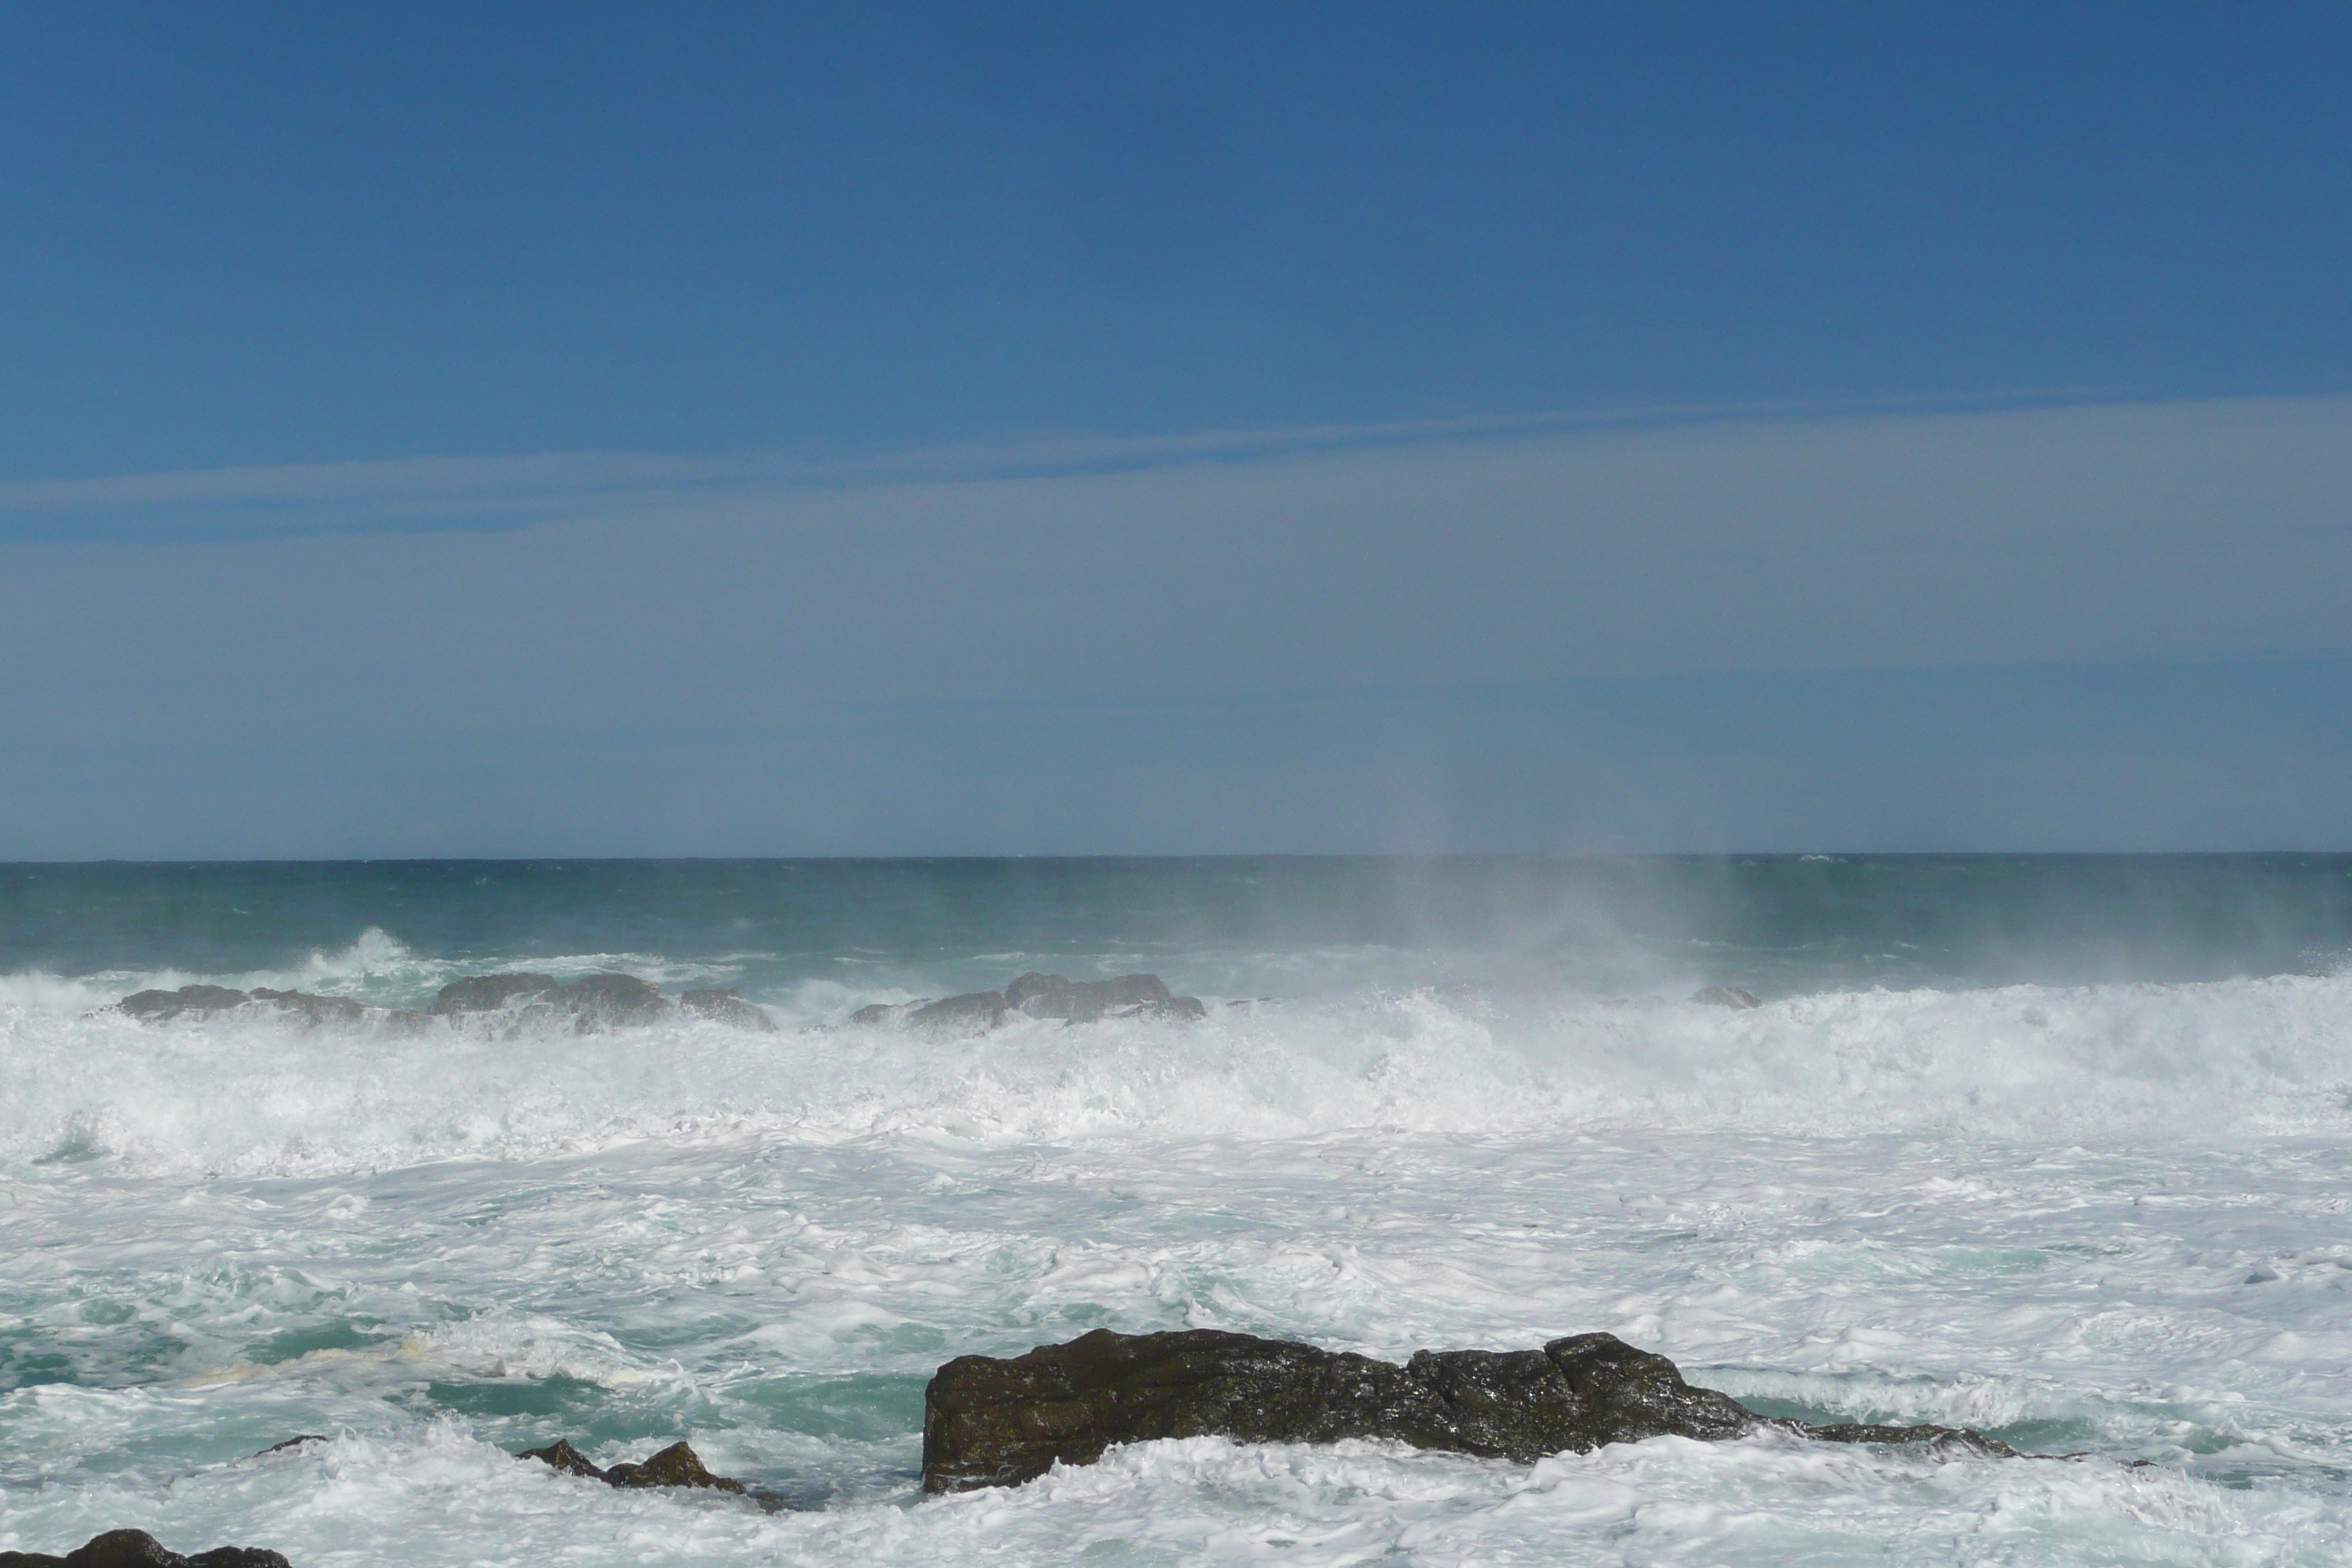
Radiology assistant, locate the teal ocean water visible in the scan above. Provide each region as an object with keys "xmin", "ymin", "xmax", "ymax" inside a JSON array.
[{"xmin": 4, "ymin": 856, "xmax": 2351, "ymax": 1564}]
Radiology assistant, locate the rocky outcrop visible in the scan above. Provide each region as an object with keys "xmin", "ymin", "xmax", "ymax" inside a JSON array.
[
  {"xmin": 850, "ymin": 973, "xmax": 1208, "ymax": 1036},
  {"xmin": 1007, "ymin": 972, "xmax": 1209, "ymax": 1022},
  {"xmin": 113, "ymin": 973, "xmax": 763, "ymax": 1036},
  {"xmin": 116, "ymin": 985, "xmax": 253, "ymax": 1022},
  {"xmin": 426, "ymin": 973, "xmax": 673, "ymax": 1033},
  {"xmin": 1691, "ymin": 985, "xmax": 1762, "ymax": 1009},
  {"xmin": 920, "ymin": 1328, "xmax": 2011, "ymax": 1492},
  {"xmin": 246, "ymin": 989, "xmax": 382, "ymax": 1028},
  {"xmin": 680, "ymin": 987, "xmax": 776, "ymax": 1031},
  {"xmin": 112, "ymin": 986, "xmax": 418, "ymax": 1032},
  {"xmin": 519, "ymin": 1439, "xmax": 745, "ymax": 1493},
  {"xmin": 906, "ymin": 991, "xmax": 1011, "ymax": 1032},
  {"xmin": 0, "ymin": 1529, "xmax": 290, "ymax": 1567},
  {"xmin": 426, "ymin": 974, "xmax": 557, "ymax": 1016}
]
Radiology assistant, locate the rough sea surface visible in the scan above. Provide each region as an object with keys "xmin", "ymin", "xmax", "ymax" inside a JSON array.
[{"xmin": 4, "ymin": 856, "xmax": 2350, "ymax": 1566}]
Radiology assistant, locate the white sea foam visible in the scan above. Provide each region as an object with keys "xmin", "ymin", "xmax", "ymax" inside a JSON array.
[
  {"xmin": 3, "ymin": 968, "xmax": 2347, "ymax": 1176},
  {"xmin": 6, "ymin": 951, "xmax": 2351, "ymax": 1565}
]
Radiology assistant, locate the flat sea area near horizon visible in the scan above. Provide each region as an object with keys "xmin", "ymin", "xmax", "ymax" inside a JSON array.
[{"xmin": 4, "ymin": 855, "xmax": 2351, "ymax": 1565}]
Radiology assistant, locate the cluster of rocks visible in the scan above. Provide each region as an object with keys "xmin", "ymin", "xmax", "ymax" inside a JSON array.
[
  {"xmin": 921, "ymin": 1327, "xmax": 2013, "ymax": 1493},
  {"xmin": 0, "ymin": 1531, "xmax": 287, "ymax": 1568},
  {"xmin": 518, "ymin": 1439, "xmax": 745, "ymax": 1493},
  {"xmin": 849, "ymin": 971, "xmax": 1207, "ymax": 1035},
  {"xmin": 110, "ymin": 976, "xmax": 774, "ymax": 1034}
]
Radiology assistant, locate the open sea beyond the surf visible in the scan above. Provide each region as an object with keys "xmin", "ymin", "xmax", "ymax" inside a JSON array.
[{"xmin": 3, "ymin": 854, "xmax": 2351, "ymax": 1565}]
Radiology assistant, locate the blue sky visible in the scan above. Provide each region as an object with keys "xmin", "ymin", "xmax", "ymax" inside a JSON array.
[{"xmin": 4, "ymin": 3, "xmax": 2349, "ymax": 854}]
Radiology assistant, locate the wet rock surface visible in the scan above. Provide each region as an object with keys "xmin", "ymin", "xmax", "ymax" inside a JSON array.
[
  {"xmin": 0, "ymin": 1529, "xmax": 291, "ymax": 1567},
  {"xmin": 1691, "ymin": 985, "xmax": 1763, "ymax": 1009},
  {"xmin": 519, "ymin": 1438, "xmax": 747, "ymax": 1494},
  {"xmin": 921, "ymin": 1327, "xmax": 2011, "ymax": 1492}
]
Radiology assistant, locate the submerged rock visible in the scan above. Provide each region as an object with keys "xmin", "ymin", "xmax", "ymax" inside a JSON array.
[
  {"xmin": 0, "ymin": 1529, "xmax": 291, "ymax": 1567},
  {"xmin": 519, "ymin": 1438, "xmax": 745, "ymax": 1493},
  {"xmin": 679, "ymin": 987, "xmax": 776, "ymax": 1031},
  {"xmin": 1006, "ymin": 972, "xmax": 1207, "ymax": 1022},
  {"xmin": 920, "ymin": 1327, "xmax": 2010, "ymax": 1492},
  {"xmin": 1691, "ymin": 985, "xmax": 1762, "ymax": 1009}
]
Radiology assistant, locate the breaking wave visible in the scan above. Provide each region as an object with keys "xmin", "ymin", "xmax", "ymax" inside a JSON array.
[{"xmin": 4, "ymin": 950, "xmax": 2347, "ymax": 1176}]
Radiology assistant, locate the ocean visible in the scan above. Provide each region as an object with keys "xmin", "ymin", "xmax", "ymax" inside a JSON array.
[{"xmin": 3, "ymin": 855, "xmax": 2349, "ymax": 1564}]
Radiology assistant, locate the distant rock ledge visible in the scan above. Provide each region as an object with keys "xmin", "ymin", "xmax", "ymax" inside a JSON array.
[
  {"xmin": 107, "ymin": 976, "xmax": 775, "ymax": 1034},
  {"xmin": 0, "ymin": 1529, "xmax": 289, "ymax": 1567},
  {"xmin": 921, "ymin": 1327, "xmax": 2013, "ymax": 1493},
  {"xmin": 848, "ymin": 971, "xmax": 1207, "ymax": 1035}
]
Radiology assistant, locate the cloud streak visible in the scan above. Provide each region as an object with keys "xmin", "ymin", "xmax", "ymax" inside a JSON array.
[{"xmin": 4, "ymin": 391, "xmax": 2348, "ymax": 853}]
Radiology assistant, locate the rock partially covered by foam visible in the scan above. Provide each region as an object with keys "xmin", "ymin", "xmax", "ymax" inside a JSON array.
[
  {"xmin": 1006, "ymin": 972, "xmax": 1208, "ymax": 1022},
  {"xmin": 1691, "ymin": 985, "xmax": 1763, "ymax": 1009},
  {"xmin": 920, "ymin": 1327, "xmax": 2010, "ymax": 1492},
  {"xmin": 112, "ymin": 985, "xmax": 418, "ymax": 1033},
  {"xmin": 519, "ymin": 1439, "xmax": 745, "ymax": 1493},
  {"xmin": 851, "ymin": 972, "xmax": 1207, "ymax": 1036},
  {"xmin": 115, "ymin": 984, "xmax": 253, "ymax": 1022},
  {"xmin": 679, "ymin": 987, "xmax": 776, "ymax": 1031},
  {"xmin": 426, "ymin": 972, "xmax": 672, "ymax": 1033},
  {"xmin": 906, "ymin": 990, "xmax": 1011, "ymax": 1033},
  {"xmin": 0, "ymin": 1527, "xmax": 291, "ymax": 1567}
]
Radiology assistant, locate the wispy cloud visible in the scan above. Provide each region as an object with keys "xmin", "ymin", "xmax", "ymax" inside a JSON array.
[{"xmin": 0, "ymin": 386, "xmax": 2150, "ymax": 543}]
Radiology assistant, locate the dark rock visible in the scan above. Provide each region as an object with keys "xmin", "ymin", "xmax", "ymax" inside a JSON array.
[
  {"xmin": 519, "ymin": 1438, "xmax": 745, "ymax": 1493},
  {"xmin": 846, "ymin": 1001, "xmax": 919, "ymax": 1026},
  {"xmin": 520, "ymin": 1437, "xmax": 607, "ymax": 1479},
  {"xmin": 427, "ymin": 972, "xmax": 671, "ymax": 1033},
  {"xmin": 0, "ymin": 1531, "xmax": 290, "ymax": 1568},
  {"xmin": 679, "ymin": 987, "xmax": 776, "ymax": 1031},
  {"xmin": 116, "ymin": 985, "xmax": 251, "ymax": 1022},
  {"xmin": 247, "ymin": 990, "xmax": 373, "ymax": 1028},
  {"xmin": 427, "ymin": 973, "xmax": 559, "ymax": 1016},
  {"xmin": 920, "ymin": 1327, "xmax": 2010, "ymax": 1492},
  {"xmin": 1691, "ymin": 985, "xmax": 1762, "ymax": 1009},
  {"xmin": 1004, "ymin": 973, "xmax": 1206, "ymax": 1023},
  {"xmin": 250, "ymin": 1434, "xmax": 328, "ymax": 1458},
  {"xmin": 606, "ymin": 1441, "xmax": 747, "ymax": 1493},
  {"xmin": 906, "ymin": 991, "xmax": 1010, "ymax": 1033},
  {"xmin": 540, "ymin": 973, "xmax": 671, "ymax": 1030}
]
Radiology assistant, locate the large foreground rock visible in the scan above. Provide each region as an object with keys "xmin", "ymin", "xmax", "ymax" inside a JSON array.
[
  {"xmin": 0, "ymin": 1529, "xmax": 290, "ymax": 1567},
  {"xmin": 920, "ymin": 1327, "xmax": 2011, "ymax": 1492}
]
